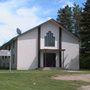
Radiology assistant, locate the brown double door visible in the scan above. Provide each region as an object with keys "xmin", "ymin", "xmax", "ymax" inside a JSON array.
[{"xmin": 44, "ymin": 53, "xmax": 56, "ymax": 67}]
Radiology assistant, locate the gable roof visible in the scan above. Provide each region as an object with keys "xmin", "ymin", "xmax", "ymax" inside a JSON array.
[
  {"xmin": 18, "ymin": 19, "xmax": 79, "ymax": 40},
  {"xmin": 0, "ymin": 19, "xmax": 79, "ymax": 49}
]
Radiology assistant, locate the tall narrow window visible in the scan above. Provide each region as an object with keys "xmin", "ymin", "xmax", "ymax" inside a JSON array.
[{"xmin": 45, "ymin": 31, "xmax": 55, "ymax": 46}]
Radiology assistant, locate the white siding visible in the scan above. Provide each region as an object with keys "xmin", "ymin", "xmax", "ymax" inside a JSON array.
[
  {"xmin": 40, "ymin": 21, "xmax": 59, "ymax": 49},
  {"xmin": 17, "ymin": 29, "xmax": 38, "ymax": 70},
  {"xmin": 62, "ymin": 30, "xmax": 79, "ymax": 70},
  {"xmin": 0, "ymin": 20, "xmax": 80, "ymax": 70},
  {"xmin": 40, "ymin": 21, "xmax": 60, "ymax": 67}
]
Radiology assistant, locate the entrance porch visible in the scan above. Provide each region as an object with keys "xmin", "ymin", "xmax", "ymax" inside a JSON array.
[{"xmin": 40, "ymin": 49, "xmax": 65, "ymax": 68}]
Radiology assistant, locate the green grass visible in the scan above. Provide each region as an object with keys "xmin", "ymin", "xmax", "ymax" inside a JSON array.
[{"xmin": 0, "ymin": 69, "xmax": 90, "ymax": 90}]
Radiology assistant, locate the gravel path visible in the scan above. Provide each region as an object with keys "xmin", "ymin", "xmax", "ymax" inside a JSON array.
[
  {"xmin": 53, "ymin": 74, "xmax": 90, "ymax": 82},
  {"xmin": 78, "ymin": 85, "xmax": 90, "ymax": 90},
  {"xmin": 53, "ymin": 74, "xmax": 90, "ymax": 90}
]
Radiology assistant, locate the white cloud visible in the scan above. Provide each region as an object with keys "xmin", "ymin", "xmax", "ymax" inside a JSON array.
[
  {"xmin": 0, "ymin": 0, "xmax": 71, "ymax": 46},
  {"xmin": 0, "ymin": 0, "xmax": 47, "ymax": 45}
]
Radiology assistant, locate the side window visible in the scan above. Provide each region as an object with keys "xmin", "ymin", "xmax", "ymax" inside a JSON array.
[{"xmin": 45, "ymin": 31, "xmax": 55, "ymax": 46}]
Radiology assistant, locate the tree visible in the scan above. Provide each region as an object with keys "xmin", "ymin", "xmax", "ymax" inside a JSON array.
[
  {"xmin": 57, "ymin": 5, "xmax": 73, "ymax": 32},
  {"xmin": 80, "ymin": 0, "xmax": 90, "ymax": 69},
  {"xmin": 73, "ymin": 3, "xmax": 82, "ymax": 36},
  {"xmin": 56, "ymin": 1, "xmax": 90, "ymax": 69},
  {"xmin": 80, "ymin": 0, "xmax": 90, "ymax": 53}
]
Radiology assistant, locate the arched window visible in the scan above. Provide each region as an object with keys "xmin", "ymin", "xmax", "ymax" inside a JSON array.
[{"xmin": 45, "ymin": 31, "xmax": 55, "ymax": 46}]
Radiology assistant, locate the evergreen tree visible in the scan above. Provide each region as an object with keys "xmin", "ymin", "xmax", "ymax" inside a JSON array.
[
  {"xmin": 80, "ymin": 0, "xmax": 90, "ymax": 53},
  {"xmin": 80, "ymin": 0, "xmax": 90, "ymax": 69},
  {"xmin": 73, "ymin": 3, "xmax": 82, "ymax": 36},
  {"xmin": 57, "ymin": 5, "xmax": 73, "ymax": 32}
]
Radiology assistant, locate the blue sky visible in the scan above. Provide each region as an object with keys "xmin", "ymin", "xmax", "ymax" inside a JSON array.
[{"xmin": 0, "ymin": 0, "xmax": 85, "ymax": 45}]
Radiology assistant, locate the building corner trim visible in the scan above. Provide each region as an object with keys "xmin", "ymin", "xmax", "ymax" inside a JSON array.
[
  {"xmin": 38, "ymin": 26, "xmax": 41, "ymax": 68},
  {"xmin": 59, "ymin": 27, "xmax": 62, "ymax": 67}
]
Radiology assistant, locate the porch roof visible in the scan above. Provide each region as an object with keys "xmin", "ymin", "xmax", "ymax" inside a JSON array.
[{"xmin": 40, "ymin": 49, "xmax": 65, "ymax": 53}]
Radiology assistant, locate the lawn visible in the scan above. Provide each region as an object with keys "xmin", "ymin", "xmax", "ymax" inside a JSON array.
[{"xmin": 0, "ymin": 69, "xmax": 90, "ymax": 90}]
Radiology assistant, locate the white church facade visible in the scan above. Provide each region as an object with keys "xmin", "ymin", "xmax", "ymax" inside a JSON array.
[{"xmin": 0, "ymin": 19, "xmax": 80, "ymax": 70}]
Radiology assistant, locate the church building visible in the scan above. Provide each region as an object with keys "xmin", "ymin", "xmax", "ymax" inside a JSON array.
[{"xmin": 0, "ymin": 19, "xmax": 80, "ymax": 70}]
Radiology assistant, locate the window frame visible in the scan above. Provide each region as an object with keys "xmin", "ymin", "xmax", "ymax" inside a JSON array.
[{"xmin": 44, "ymin": 31, "xmax": 55, "ymax": 47}]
